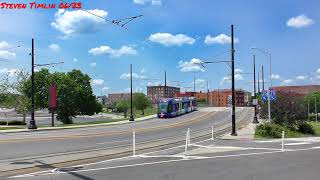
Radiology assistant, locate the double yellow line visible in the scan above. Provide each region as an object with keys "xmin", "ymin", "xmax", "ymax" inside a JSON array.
[{"xmin": 0, "ymin": 111, "xmax": 215, "ymax": 144}]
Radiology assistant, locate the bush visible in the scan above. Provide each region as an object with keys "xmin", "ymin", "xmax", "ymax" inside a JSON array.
[
  {"xmin": 255, "ymin": 123, "xmax": 284, "ymax": 138},
  {"xmin": 0, "ymin": 121, "xmax": 7, "ymax": 125},
  {"xmin": 298, "ymin": 122, "xmax": 315, "ymax": 134},
  {"xmin": 7, "ymin": 120, "xmax": 26, "ymax": 126}
]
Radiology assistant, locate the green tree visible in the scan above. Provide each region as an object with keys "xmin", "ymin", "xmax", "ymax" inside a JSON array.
[
  {"xmin": 304, "ymin": 91, "xmax": 320, "ymax": 114},
  {"xmin": 259, "ymin": 91, "xmax": 307, "ymax": 128},
  {"xmin": 23, "ymin": 69, "xmax": 102, "ymax": 124},
  {"xmin": 133, "ymin": 93, "xmax": 150, "ymax": 115},
  {"xmin": 22, "ymin": 69, "xmax": 51, "ymax": 109},
  {"xmin": 116, "ymin": 100, "xmax": 130, "ymax": 118},
  {"xmin": 56, "ymin": 74, "xmax": 78, "ymax": 124}
]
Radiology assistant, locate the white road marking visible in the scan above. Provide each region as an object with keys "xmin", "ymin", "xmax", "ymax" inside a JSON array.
[
  {"xmin": 11, "ymin": 145, "xmax": 320, "ymax": 179},
  {"xmin": 284, "ymin": 142, "xmax": 312, "ymax": 146},
  {"xmin": 96, "ymin": 139, "xmax": 129, "ymax": 145}
]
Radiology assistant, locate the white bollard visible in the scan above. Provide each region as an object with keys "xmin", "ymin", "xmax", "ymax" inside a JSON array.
[
  {"xmin": 188, "ymin": 128, "xmax": 191, "ymax": 145},
  {"xmin": 133, "ymin": 131, "xmax": 136, "ymax": 156},
  {"xmin": 281, "ymin": 130, "xmax": 284, "ymax": 151},
  {"xmin": 211, "ymin": 125, "xmax": 214, "ymax": 140},
  {"xmin": 184, "ymin": 128, "xmax": 190, "ymax": 157}
]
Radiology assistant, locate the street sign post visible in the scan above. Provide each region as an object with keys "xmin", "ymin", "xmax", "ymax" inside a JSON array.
[
  {"xmin": 262, "ymin": 89, "xmax": 276, "ymax": 102},
  {"xmin": 49, "ymin": 83, "xmax": 57, "ymax": 127}
]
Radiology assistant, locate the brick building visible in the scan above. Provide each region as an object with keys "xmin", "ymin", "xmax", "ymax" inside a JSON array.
[
  {"xmin": 208, "ymin": 89, "xmax": 251, "ymax": 107},
  {"xmin": 147, "ymin": 86, "xmax": 180, "ymax": 104},
  {"xmin": 272, "ymin": 85, "xmax": 320, "ymax": 97},
  {"xmin": 107, "ymin": 93, "xmax": 131, "ymax": 105}
]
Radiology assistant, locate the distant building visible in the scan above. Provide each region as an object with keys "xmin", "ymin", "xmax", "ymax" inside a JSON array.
[
  {"xmin": 175, "ymin": 91, "xmax": 196, "ymax": 97},
  {"xmin": 272, "ymin": 85, "xmax": 320, "ymax": 97},
  {"xmin": 96, "ymin": 95, "xmax": 107, "ymax": 106},
  {"xmin": 147, "ymin": 86, "xmax": 180, "ymax": 104},
  {"xmin": 208, "ymin": 89, "xmax": 251, "ymax": 107},
  {"xmin": 107, "ymin": 93, "xmax": 131, "ymax": 105},
  {"xmin": 195, "ymin": 92, "xmax": 208, "ymax": 102}
]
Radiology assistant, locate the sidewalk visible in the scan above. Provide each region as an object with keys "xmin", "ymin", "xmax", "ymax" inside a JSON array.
[
  {"xmin": 221, "ymin": 119, "xmax": 265, "ymax": 140},
  {"xmin": 0, "ymin": 114, "xmax": 157, "ymax": 133}
]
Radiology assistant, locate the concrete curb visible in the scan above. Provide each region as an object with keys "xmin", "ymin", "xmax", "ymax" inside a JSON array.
[{"xmin": 0, "ymin": 114, "xmax": 157, "ymax": 134}]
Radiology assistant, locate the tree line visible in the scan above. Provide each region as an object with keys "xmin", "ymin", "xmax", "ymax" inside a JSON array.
[{"xmin": 0, "ymin": 68, "xmax": 102, "ymax": 124}]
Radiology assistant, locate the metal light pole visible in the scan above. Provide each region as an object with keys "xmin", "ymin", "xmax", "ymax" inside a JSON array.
[
  {"xmin": 315, "ymin": 98, "xmax": 318, "ymax": 123},
  {"xmin": 129, "ymin": 64, "xmax": 134, "ymax": 121},
  {"xmin": 252, "ymin": 47, "xmax": 272, "ymax": 122},
  {"xmin": 231, "ymin": 25, "xmax": 237, "ymax": 136},
  {"xmin": 253, "ymin": 55, "xmax": 259, "ymax": 123},
  {"xmin": 308, "ymin": 100, "xmax": 310, "ymax": 121},
  {"xmin": 28, "ymin": 38, "xmax": 37, "ymax": 129}
]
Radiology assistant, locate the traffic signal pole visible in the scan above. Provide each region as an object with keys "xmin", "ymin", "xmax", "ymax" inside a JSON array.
[
  {"xmin": 231, "ymin": 25, "xmax": 237, "ymax": 136},
  {"xmin": 28, "ymin": 38, "xmax": 37, "ymax": 130},
  {"xmin": 129, "ymin": 64, "xmax": 134, "ymax": 122},
  {"xmin": 253, "ymin": 55, "xmax": 259, "ymax": 123}
]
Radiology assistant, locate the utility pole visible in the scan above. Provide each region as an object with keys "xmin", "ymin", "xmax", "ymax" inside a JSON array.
[
  {"xmin": 164, "ymin": 70, "xmax": 167, "ymax": 98},
  {"xmin": 129, "ymin": 64, "xmax": 134, "ymax": 121},
  {"xmin": 231, "ymin": 25, "xmax": 237, "ymax": 136},
  {"xmin": 193, "ymin": 76, "xmax": 195, "ymax": 92},
  {"xmin": 316, "ymin": 98, "xmax": 318, "ymax": 123},
  {"xmin": 207, "ymin": 80, "xmax": 209, "ymax": 106},
  {"xmin": 258, "ymin": 72, "xmax": 260, "ymax": 93},
  {"xmin": 262, "ymin": 65, "xmax": 265, "ymax": 92},
  {"xmin": 308, "ymin": 100, "xmax": 310, "ymax": 121},
  {"xmin": 28, "ymin": 38, "xmax": 37, "ymax": 130},
  {"xmin": 253, "ymin": 55, "xmax": 259, "ymax": 123}
]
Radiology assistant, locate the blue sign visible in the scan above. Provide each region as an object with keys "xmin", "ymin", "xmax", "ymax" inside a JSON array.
[{"xmin": 262, "ymin": 89, "xmax": 276, "ymax": 102}]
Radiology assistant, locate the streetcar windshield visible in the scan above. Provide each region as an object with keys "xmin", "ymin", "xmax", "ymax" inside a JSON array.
[{"xmin": 158, "ymin": 103, "xmax": 168, "ymax": 113}]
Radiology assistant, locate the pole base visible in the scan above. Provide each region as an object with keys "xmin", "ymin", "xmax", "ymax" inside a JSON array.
[
  {"xmin": 231, "ymin": 132, "xmax": 237, "ymax": 136},
  {"xmin": 129, "ymin": 115, "xmax": 134, "ymax": 122},
  {"xmin": 28, "ymin": 120, "xmax": 37, "ymax": 130},
  {"xmin": 253, "ymin": 116, "xmax": 259, "ymax": 124}
]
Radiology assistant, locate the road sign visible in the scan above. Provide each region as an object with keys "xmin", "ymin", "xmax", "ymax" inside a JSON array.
[
  {"xmin": 253, "ymin": 99, "xmax": 258, "ymax": 106},
  {"xmin": 262, "ymin": 89, "xmax": 276, "ymax": 102}
]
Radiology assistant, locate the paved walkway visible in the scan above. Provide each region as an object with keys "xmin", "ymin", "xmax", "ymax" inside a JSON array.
[{"xmin": 221, "ymin": 119, "xmax": 265, "ymax": 140}]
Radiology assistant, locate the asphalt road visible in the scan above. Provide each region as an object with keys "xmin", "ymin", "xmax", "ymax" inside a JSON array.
[
  {"xmin": 15, "ymin": 137, "xmax": 320, "ymax": 180},
  {"xmin": 0, "ymin": 107, "xmax": 253, "ymax": 177}
]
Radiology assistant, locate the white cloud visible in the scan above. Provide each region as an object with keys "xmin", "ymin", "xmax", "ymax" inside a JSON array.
[
  {"xmin": 204, "ymin": 34, "xmax": 239, "ymax": 45},
  {"xmin": 271, "ymin": 74, "xmax": 281, "ymax": 80},
  {"xmin": 147, "ymin": 81, "xmax": 161, "ymax": 86},
  {"xmin": 102, "ymin": 86, "xmax": 110, "ymax": 92},
  {"xmin": 49, "ymin": 43, "xmax": 60, "ymax": 52},
  {"xmin": 0, "ymin": 41, "xmax": 9, "ymax": 49},
  {"xmin": 51, "ymin": 9, "xmax": 108, "ymax": 36},
  {"xmin": 178, "ymin": 58, "xmax": 205, "ymax": 72},
  {"xmin": 89, "ymin": 45, "xmax": 137, "ymax": 58},
  {"xmin": 120, "ymin": 73, "xmax": 145, "ymax": 80},
  {"xmin": 140, "ymin": 68, "xmax": 146, "ymax": 73},
  {"xmin": 221, "ymin": 74, "xmax": 244, "ymax": 84},
  {"xmin": 234, "ymin": 69, "xmax": 243, "ymax": 74},
  {"xmin": 92, "ymin": 79, "xmax": 104, "ymax": 85},
  {"xmin": 287, "ymin": 15, "xmax": 314, "ymax": 28},
  {"xmin": 149, "ymin": 33, "xmax": 195, "ymax": 47},
  {"xmin": 133, "ymin": 0, "xmax": 162, "ymax": 5},
  {"xmin": 281, "ymin": 79, "xmax": 294, "ymax": 85},
  {"xmin": 73, "ymin": 58, "xmax": 78, "ymax": 62},
  {"xmin": 316, "ymin": 68, "xmax": 320, "ymax": 74},
  {"xmin": 0, "ymin": 41, "xmax": 16, "ymax": 60},
  {"xmin": 194, "ymin": 79, "xmax": 206, "ymax": 88},
  {"xmin": 296, "ymin": 75, "xmax": 308, "ymax": 80},
  {"xmin": 90, "ymin": 62, "xmax": 97, "ymax": 67},
  {"xmin": 0, "ymin": 68, "xmax": 19, "ymax": 77},
  {"xmin": 152, "ymin": 0, "xmax": 162, "ymax": 5},
  {"xmin": 0, "ymin": 50, "xmax": 16, "ymax": 59}
]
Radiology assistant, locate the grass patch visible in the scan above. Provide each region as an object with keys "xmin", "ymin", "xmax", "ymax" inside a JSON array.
[
  {"xmin": 39, "ymin": 118, "xmax": 127, "ymax": 128},
  {"xmin": 0, "ymin": 126, "xmax": 24, "ymax": 130},
  {"xmin": 309, "ymin": 122, "xmax": 320, "ymax": 135}
]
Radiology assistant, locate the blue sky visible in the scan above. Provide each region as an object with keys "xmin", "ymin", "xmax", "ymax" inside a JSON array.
[{"xmin": 0, "ymin": 0, "xmax": 319, "ymax": 95}]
